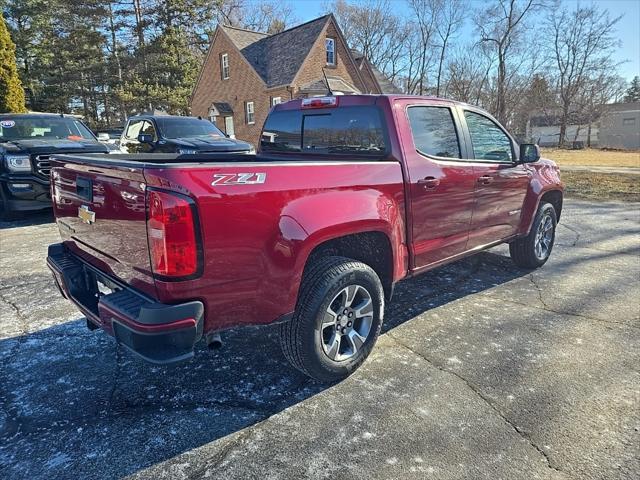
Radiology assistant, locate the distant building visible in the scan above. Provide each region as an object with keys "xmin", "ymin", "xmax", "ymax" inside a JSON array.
[
  {"xmin": 190, "ymin": 14, "xmax": 400, "ymax": 145},
  {"xmin": 527, "ymin": 102, "xmax": 640, "ymax": 149},
  {"xmin": 599, "ymin": 103, "xmax": 640, "ymax": 150}
]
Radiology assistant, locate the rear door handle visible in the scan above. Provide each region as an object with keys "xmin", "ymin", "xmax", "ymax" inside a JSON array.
[
  {"xmin": 477, "ymin": 175, "xmax": 494, "ymax": 185},
  {"xmin": 417, "ymin": 176, "xmax": 440, "ymax": 190}
]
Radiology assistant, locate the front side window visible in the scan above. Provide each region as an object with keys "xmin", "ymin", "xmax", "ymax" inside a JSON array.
[
  {"xmin": 125, "ymin": 120, "xmax": 144, "ymax": 140},
  {"xmin": 326, "ymin": 38, "xmax": 335, "ymax": 65},
  {"xmin": 261, "ymin": 106, "xmax": 387, "ymax": 156},
  {"xmin": 221, "ymin": 53, "xmax": 229, "ymax": 79},
  {"xmin": 464, "ymin": 111, "xmax": 513, "ymax": 162},
  {"xmin": 246, "ymin": 101, "xmax": 255, "ymax": 125},
  {"xmin": 407, "ymin": 106, "xmax": 461, "ymax": 159}
]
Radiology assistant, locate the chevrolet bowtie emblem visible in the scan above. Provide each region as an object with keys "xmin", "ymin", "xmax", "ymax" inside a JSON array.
[{"xmin": 78, "ymin": 205, "xmax": 96, "ymax": 224}]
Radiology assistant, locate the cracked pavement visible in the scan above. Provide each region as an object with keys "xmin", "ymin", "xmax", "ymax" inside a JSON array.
[{"xmin": 0, "ymin": 199, "xmax": 639, "ymax": 480}]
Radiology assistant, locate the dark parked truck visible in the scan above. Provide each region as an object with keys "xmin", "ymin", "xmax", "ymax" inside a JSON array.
[
  {"xmin": 119, "ymin": 114, "xmax": 253, "ymax": 154},
  {"xmin": 47, "ymin": 95, "xmax": 563, "ymax": 381},
  {"xmin": 0, "ymin": 113, "xmax": 110, "ymax": 218}
]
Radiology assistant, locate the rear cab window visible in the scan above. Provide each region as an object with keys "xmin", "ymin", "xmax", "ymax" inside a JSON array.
[{"xmin": 260, "ymin": 104, "xmax": 388, "ymax": 157}]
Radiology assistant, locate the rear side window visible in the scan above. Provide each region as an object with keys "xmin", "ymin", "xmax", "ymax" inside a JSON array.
[
  {"xmin": 261, "ymin": 106, "xmax": 387, "ymax": 157},
  {"xmin": 407, "ymin": 106, "xmax": 460, "ymax": 159},
  {"xmin": 464, "ymin": 111, "xmax": 513, "ymax": 162}
]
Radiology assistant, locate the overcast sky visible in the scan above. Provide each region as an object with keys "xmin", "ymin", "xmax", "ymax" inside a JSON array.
[{"xmin": 285, "ymin": 0, "xmax": 640, "ymax": 82}]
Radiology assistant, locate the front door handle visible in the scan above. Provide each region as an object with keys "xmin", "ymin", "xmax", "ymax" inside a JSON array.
[
  {"xmin": 477, "ymin": 175, "xmax": 494, "ymax": 185},
  {"xmin": 417, "ymin": 176, "xmax": 440, "ymax": 190}
]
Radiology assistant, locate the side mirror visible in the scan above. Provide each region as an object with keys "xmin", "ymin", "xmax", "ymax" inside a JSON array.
[
  {"xmin": 137, "ymin": 133, "xmax": 154, "ymax": 144},
  {"xmin": 519, "ymin": 143, "xmax": 540, "ymax": 163},
  {"xmin": 97, "ymin": 133, "xmax": 110, "ymax": 142}
]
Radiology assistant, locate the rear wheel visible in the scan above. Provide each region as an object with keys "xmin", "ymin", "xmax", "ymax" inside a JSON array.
[
  {"xmin": 509, "ymin": 202, "xmax": 557, "ymax": 268},
  {"xmin": 280, "ymin": 256, "xmax": 384, "ymax": 382}
]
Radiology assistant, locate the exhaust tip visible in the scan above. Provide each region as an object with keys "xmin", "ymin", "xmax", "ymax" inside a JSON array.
[{"xmin": 206, "ymin": 333, "xmax": 223, "ymax": 350}]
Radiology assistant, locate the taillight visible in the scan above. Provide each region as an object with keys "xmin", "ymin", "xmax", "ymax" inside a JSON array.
[{"xmin": 146, "ymin": 190, "xmax": 201, "ymax": 279}]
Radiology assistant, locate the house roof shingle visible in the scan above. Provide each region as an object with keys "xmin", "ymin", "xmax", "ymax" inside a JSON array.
[
  {"xmin": 221, "ymin": 15, "xmax": 330, "ymax": 88},
  {"xmin": 299, "ymin": 76, "xmax": 360, "ymax": 94},
  {"xmin": 350, "ymin": 49, "xmax": 402, "ymax": 94}
]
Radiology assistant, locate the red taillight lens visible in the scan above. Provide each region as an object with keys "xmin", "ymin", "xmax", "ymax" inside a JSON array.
[{"xmin": 147, "ymin": 190, "xmax": 200, "ymax": 278}]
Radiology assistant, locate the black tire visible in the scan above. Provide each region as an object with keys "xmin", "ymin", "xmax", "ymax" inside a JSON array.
[
  {"xmin": 280, "ymin": 256, "xmax": 384, "ymax": 382},
  {"xmin": 509, "ymin": 202, "xmax": 557, "ymax": 269}
]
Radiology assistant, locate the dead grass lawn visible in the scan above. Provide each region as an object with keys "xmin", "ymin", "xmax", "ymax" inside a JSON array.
[
  {"xmin": 562, "ymin": 171, "xmax": 640, "ymax": 202},
  {"xmin": 542, "ymin": 148, "xmax": 640, "ymax": 168}
]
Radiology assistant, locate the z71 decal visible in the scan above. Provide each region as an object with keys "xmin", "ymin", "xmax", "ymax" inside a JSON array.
[{"xmin": 211, "ymin": 173, "xmax": 266, "ymax": 186}]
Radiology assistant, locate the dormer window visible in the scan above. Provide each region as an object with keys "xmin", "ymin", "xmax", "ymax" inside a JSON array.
[
  {"xmin": 325, "ymin": 38, "xmax": 335, "ymax": 65},
  {"xmin": 221, "ymin": 53, "xmax": 229, "ymax": 79}
]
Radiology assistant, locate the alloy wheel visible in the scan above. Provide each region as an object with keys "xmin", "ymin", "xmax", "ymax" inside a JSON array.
[{"xmin": 320, "ymin": 285, "xmax": 374, "ymax": 362}]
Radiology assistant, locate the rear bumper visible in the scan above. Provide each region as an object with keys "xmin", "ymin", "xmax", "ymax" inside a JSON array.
[{"xmin": 47, "ymin": 243, "xmax": 204, "ymax": 364}]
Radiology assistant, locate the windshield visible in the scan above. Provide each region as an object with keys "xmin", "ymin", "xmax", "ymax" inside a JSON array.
[
  {"xmin": 0, "ymin": 117, "xmax": 96, "ymax": 142},
  {"xmin": 155, "ymin": 117, "xmax": 225, "ymax": 139}
]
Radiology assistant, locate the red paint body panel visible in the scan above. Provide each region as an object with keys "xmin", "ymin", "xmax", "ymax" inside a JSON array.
[
  {"xmin": 49, "ymin": 95, "xmax": 563, "ymax": 340},
  {"xmin": 143, "ymin": 162, "xmax": 406, "ymax": 332},
  {"xmin": 51, "ymin": 161, "xmax": 156, "ymax": 297}
]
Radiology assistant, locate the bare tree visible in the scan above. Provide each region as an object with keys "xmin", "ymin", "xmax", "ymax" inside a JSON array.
[
  {"xmin": 407, "ymin": 0, "xmax": 438, "ymax": 95},
  {"xmin": 475, "ymin": 0, "xmax": 547, "ymax": 124},
  {"xmin": 546, "ymin": 4, "xmax": 621, "ymax": 147},
  {"xmin": 444, "ymin": 44, "xmax": 494, "ymax": 104},
  {"xmin": 326, "ymin": 0, "xmax": 405, "ymax": 87},
  {"xmin": 434, "ymin": 0, "xmax": 466, "ymax": 96},
  {"xmin": 239, "ymin": 1, "xmax": 295, "ymax": 32}
]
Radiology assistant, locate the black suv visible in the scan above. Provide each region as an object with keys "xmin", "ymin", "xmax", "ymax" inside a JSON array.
[
  {"xmin": 0, "ymin": 113, "xmax": 109, "ymax": 219},
  {"xmin": 119, "ymin": 115, "xmax": 253, "ymax": 154}
]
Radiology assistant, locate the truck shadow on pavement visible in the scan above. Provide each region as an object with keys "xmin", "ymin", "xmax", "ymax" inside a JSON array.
[
  {"xmin": 0, "ymin": 251, "xmax": 545, "ymax": 479},
  {"xmin": 0, "ymin": 209, "xmax": 54, "ymax": 229}
]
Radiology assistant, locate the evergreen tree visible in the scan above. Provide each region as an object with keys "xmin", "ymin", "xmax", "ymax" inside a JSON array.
[
  {"xmin": 624, "ymin": 76, "xmax": 640, "ymax": 103},
  {"xmin": 0, "ymin": 15, "xmax": 26, "ymax": 113}
]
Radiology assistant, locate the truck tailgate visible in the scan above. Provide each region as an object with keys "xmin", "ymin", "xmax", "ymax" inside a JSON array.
[{"xmin": 50, "ymin": 157, "xmax": 155, "ymax": 297}]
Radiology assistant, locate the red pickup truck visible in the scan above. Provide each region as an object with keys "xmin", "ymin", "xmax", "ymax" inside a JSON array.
[{"xmin": 47, "ymin": 95, "xmax": 562, "ymax": 382}]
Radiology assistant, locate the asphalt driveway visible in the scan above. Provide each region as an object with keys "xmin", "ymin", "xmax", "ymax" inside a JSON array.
[{"xmin": 0, "ymin": 199, "xmax": 638, "ymax": 480}]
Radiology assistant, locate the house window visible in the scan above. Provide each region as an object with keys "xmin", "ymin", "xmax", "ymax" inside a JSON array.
[
  {"xmin": 326, "ymin": 38, "xmax": 335, "ymax": 65},
  {"xmin": 245, "ymin": 101, "xmax": 255, "ymax": 125},
  {"xmin": 271, "ymin": 97, "xmax": 282, "ymax": 106},
  {"xmin": 221, "ymin": 53, "xmax": 229, "ymax": 80},
  {"xmin": 623, "ymin": 117, "xmax": 636, "ymax": 126}
]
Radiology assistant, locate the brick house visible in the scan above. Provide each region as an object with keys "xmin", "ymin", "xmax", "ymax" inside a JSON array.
[{"xmin": 190, "ymin": 14, "xmax": 400, "ymax": 145}]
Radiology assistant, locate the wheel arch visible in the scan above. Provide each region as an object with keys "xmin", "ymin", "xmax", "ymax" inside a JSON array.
[
  {"xmin": 540, "ymin": 189, "xmax": 563, "ymax": 222},
  {"xmin": 519, "ymin": 187, "xmax": 564, "ymax": 236},
  {"xmin": 304, "ymin": 230, "xmax": 396, "ymax": 301}
]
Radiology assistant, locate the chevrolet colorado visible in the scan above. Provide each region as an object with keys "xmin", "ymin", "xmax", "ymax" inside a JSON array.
[{"xmin": 47, "ymin": 95, "xmax": 563, "ymax": 382}]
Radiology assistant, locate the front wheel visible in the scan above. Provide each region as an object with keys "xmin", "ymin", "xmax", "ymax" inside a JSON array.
[
  {"xmin": 509, "ymin": 202, "xmax": 557, "ymax": 269},
  {"xmin": 280, "ymin": 256, "xmax": 384, "ymax": 382}
]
